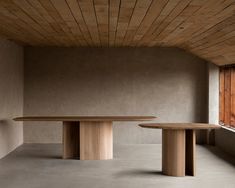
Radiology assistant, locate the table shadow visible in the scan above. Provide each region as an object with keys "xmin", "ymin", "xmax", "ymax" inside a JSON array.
[
  {"xmin": 114, "ymin": 169, "xmax": 164, "ymax": 179},
  {"xmin": 205, "ymin": 145, "xmax": 235, "ymax": 167}
]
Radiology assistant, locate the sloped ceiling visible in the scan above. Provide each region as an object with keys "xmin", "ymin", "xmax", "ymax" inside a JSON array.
[{"xmin": 0, "ymin": 0, "xmax": 234, "ymax": 66}]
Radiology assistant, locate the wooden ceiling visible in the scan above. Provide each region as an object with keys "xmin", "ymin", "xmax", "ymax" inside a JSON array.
[{"xmin": 0, "ymin": 0, "xmax": 234, "ymax": 66}]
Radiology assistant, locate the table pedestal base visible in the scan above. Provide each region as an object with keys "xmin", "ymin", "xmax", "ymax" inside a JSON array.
[
  {"xmin": 162, "ymin": 129, "xmax": 195, "ymax": 177},
  {"xmin": 63, "ymin": 121, "xmax": 113, "ymax": 160},
  {"xmin": 63, "ymin": 121, "xmax": 80, "ymax": 159}
]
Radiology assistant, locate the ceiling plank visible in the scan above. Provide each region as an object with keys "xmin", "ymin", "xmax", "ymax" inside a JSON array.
[
  {"xmin": 109, "ymin": 0, "xmax": 120, "ymax": 46},
  {"xmin": 115, "ymin": 0, "xmax": 137, "ymax": 46},
  {"xmin": 50, "ymin": 0, "xmax": 87, "ymax": 46},
  {"xmin": 138, "ymin": 0, "xmax": 182, "ymax": 46},
  {"xmin": 27, "ymin": 0, "xmax": 69, "ymax": 45},
  {"xmin": 94, "ymin": 0, "xmax": 109, "ymax": 46},
  {"xmin": 122, "ymin": 0, "xmax": 152, "ymax": 46},
  {"xmin": 39, "ymin": 0, "xmax": 78, "ymax": 46},
  {"xmin": 66, "ymin": 0, "xmax": 93, "ymax": 46},
  {"xmin": 0, "ymin": 0, "xmax": 233, "ymax": 65},
  {"xmin": 78, "ymin": 0, "xmax": 101, "ymax": 46},
  {"xmin": 132, "ymin": 0, "xmax": 169, "ymax": 46},
  {"xmin": 0, "ymin": 0, "xmax": 50, "ymax": 44}
]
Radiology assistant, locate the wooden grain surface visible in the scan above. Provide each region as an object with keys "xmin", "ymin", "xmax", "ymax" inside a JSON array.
[
  {"xmin": 14, "ymin": 116, "xmax": 156, "ymax": 122},
  {"xmin": 139, "ymin": 123, "xmax": 221, "ymax": 129},
  {"xmin": 62, "ymin": 121, "xmax": 80, "ymax": 159},
  {"xmin": 162, "ymin": 129, "xmax": 185, "ymax": 177},
  {"xmin": 0, "ymin": 0, "xmax": 234, "ymax": 65},
  {"xmin": 220, "ymin": 66, "xmax": 235, "ymax": 127},
  {"xmin": 80, "ymin": 121, "xmax": 113, "ymax": 160},
  {"xmin": 62, "ymin": 121, "xmax": 113, "ymax": 160},
  {"xmin": 185, "ymin": 130, "xmax": 196, "ymax": 176}
]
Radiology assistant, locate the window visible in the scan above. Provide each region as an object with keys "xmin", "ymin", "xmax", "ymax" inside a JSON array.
[{"xmin": 219, "ymin": 66, "xmax": 235, "ymax": 127}]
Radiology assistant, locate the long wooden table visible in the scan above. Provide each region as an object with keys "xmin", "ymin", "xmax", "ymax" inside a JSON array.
[
  {"xmin": 139, "ymin": 123, "xmax": 221, "ymax": 177},
  {"xmin": 14, "ymin": 116, "xmax": 156, "ymax": 160}
]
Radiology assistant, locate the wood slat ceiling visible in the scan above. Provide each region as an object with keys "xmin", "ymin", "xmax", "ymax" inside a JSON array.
[{"xmin": 0, "ymin": 0, "xmax": 234, "ymax": 66}]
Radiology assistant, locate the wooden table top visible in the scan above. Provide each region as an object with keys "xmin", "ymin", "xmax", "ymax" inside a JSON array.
[
  {"xmin": 14, "ymin": 116, "xmax": 156, "ymax": 122},
  {"xmin": 139, "ymin": 123, "xmax": 221, "ymax": 130}
]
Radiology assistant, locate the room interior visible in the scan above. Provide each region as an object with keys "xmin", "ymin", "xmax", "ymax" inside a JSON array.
[{"xmin": 0, "ymin": 0, "xmax": 235, "ymax": 187}]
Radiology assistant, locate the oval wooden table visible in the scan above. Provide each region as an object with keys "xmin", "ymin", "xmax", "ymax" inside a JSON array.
[
  {"xmin": 14, "ymin": 116, "xmax": 156, "ymax": 160},
  {"xmin": 139, "ymin": 123, "xmax": 221, "ymax": 177}
]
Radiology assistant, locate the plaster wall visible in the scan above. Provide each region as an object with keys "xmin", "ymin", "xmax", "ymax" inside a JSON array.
[
  {"xmin": 0, "ymin": 39, "xmax": 24, "ymax": 159},
  {"xmin": 24, "ymin": 47, "xmax": 208, "ymax": 144}
]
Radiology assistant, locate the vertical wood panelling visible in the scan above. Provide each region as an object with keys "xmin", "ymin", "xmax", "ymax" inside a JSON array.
[
  {"xmin": 219, "ymin": 68, "xmax": 225, "ymax": 123},
  {"xmin": 224, "ymin": 68, "xmax": 231, "ymax": 125},
  {"xmin": 220, "ymin": 66, "xmax": 235, "ymax": 127},
  {"xmin": 231, "ymin": 68, "xmax": 235, "ymax": 126}
]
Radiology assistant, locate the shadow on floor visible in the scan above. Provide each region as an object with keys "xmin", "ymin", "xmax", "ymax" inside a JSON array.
[
  {"xmin": 205, "ymin": 145, "xmax": 235, "ymax": 167},
  {"xmin": 27, "ymin": 155, "xmax": 62, "ymax": 160},
  {"xmin": 5, "ymin": 153, "xmax": 62, "ymax": 160},
  {"xmin": 2, "ymin": 143, "xmax": 63, "ymax": 160},
  {"xmin": 114, "ymin": 169, "xmax": 164, "ymax": 179}
]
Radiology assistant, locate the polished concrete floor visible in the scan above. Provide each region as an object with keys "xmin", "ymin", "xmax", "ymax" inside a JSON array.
[{"xmin": 0, "ymin": 144, "xmax": 235, "ymax": 188}]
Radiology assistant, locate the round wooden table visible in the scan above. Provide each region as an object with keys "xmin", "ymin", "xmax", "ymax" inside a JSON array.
[
  {"xmin": 14, "ymin": 116, "xmax": 156, "ymax": 160},
  {"xmin": 139, "ymin": 123, "xmax": 221, "ymax": 177}
]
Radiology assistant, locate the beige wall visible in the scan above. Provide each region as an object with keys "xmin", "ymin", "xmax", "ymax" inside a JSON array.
[
  {"xmin": 24, "ymin": 47, "xmax": 208, "ymax": 144},
  {"xmin": 208, "ymin": 63, "xmax": 219, "ymax": 125},
  {"xmin": 0, "ymin": 39, "xmax": 24, "ymax": 159}
]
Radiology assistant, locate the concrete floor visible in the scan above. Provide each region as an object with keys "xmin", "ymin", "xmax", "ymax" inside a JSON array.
[{"xmin": 0, "ymin": 144, "xmax": 235, "ymax": 188}]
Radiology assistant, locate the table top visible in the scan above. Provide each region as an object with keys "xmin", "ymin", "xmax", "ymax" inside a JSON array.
[
  {"xmin": 14, "ymin": 116, "xmax": 156, "ymax": 122},
  {"xmin": 139, "ymin": 123, "xmax": 221, "ymax": 130}
]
